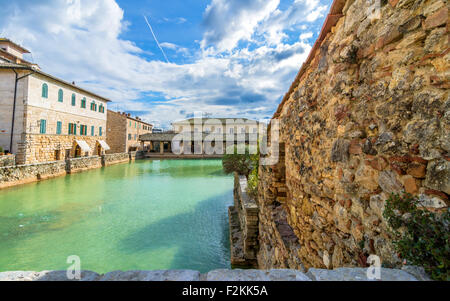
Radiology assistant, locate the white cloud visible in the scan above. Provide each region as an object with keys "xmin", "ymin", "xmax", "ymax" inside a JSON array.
[
  {"xmin": 201, "ymin": 0, "xmax": 280, "ymax": 52},
  {"xmin": 0, "ymin": 0, "xmax": 329, "ymax": 128}
]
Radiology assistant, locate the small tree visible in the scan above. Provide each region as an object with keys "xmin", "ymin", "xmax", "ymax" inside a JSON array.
[
  {"xmin": 383, "ymin": 193, "xmax": 450, "ymax": 281},
  {"xmin": 222, "ymin": 145, "xmax": 254, "ymax": 176}
]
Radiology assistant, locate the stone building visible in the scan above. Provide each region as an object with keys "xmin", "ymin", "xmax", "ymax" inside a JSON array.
[
  {"xmin": 257, "ymin": 0, "xmax": 449, "ymax": 271},
  {"xmin": 106, "ymin": 110, "xmax": 153, "ymax": 153},
  {"xmin": 0, "ymin": 39, "xmax": 111, "ymax": 164}
]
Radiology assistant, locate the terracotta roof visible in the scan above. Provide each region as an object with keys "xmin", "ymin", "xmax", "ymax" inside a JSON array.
[
  {"xmin": 273, "ymin": 0, "xmax": 346, "ymax": 118},
  {"xmin": 0, "ymin": 63, "xmax": 111, "ymax": 103},
  {"xmin": 0, "ymin": 38, "xmax": 30, "ymax": 53},
  {"xmin": 0, "ymin": 48, "xmax": 38, "ymax": 67},
  {"xmin": 107, "ymin": 110, "xmax": 153, "ymax": 127}
]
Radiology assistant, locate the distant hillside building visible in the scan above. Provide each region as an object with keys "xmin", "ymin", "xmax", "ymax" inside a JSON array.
[
  {"xmin": 172, "ymin": 118, "xmax": 261, "ymax": 134},
  {"xmin": 140, "ymin": 117, "xmax": 263, "ymax": 156},
  {"xmin": 106, "ymin": 110, "xmax": 153, "ymax": 153},
  {"xmin": 0, "ymin": 38, "xmax": 111, "ymax": 164}
]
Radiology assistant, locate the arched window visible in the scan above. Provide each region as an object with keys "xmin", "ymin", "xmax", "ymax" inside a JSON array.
[
  {"xmin": 81, "ymin": 98, "xmax": 86, "ymax": 108},
  {"xmin": 71, "ymin": 94, "xmax": 76, "ymax": 106},
  {"xmin": 42, "ymin": 83, "xmax": 48, "ymax": 98},
  {"xmin": 58, "ymin": 89, "xmax": 63, "ymax": 102}
]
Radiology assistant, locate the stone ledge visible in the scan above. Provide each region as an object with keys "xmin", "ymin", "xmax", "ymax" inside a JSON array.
[{"xmin": 0, "ymin": 267, "xmax": 426, "ymax": 281}]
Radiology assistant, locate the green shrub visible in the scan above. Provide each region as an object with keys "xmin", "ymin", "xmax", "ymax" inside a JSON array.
[
  {"xmin": 247, "ymin": 154, "xmax": 259, "ymax": 200},
  {"xmin": 383, "ymin": 193, "xmax": 450, "ymax": 281},
  {"xmin": 0, "ymin": 146, "xmax": 3, "ymax": 153},
  {"xmin": 222, "ymin": 145, "xmax": 260, "ymax": 200}
]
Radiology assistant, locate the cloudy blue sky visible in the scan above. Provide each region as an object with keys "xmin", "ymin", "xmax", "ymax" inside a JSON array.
[{"xmin": 0, "ymin": 0, "xmax": 331, "ymax": 128}]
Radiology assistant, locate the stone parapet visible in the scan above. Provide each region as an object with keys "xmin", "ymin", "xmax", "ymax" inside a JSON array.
[
  {"xmin": 101, "ymin": 153, "xmax": 130, "ymax": 167},
  {"xmin": 228, "ymin": 174, "xmax": 259, "ymax": 267},
  {"xmin": 0, "ymin": 267, "xmax": 428, "ymax": 281},
  {"xmin": 0, "ymin": 153, "xmax": 129, "ymax": 189},
  {"xmin": 66, "ymin": 156, "xmax": 102, "ymax": 174},
  {"xmin": 0, "ymin": 161, "xmax": 66, "ymax": 189}
]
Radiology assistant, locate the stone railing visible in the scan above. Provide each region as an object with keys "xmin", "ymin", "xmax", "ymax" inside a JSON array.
[
  {"xmin": 101, "ymin": 153, "xmax": 130, "ymax": 167},
  {"xmin": 0, "ymin": 266, "xmax": 430, "ymax": 281},
  {"xmin": 66, "ymin": 156, "xmax": 102, "ymax": 174},
  {"xmin": 229, "ymin": 174, "xmax": 259, "ymax": 267},
  {"xmin": 0, "ymin": 155, "xmax": 15, "ymax": 167}
]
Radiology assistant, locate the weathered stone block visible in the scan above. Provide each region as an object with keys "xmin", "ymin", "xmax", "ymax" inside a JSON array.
[
  {"xmin": 205, "ymin": 269, "xmax": 311, "ymax": 281},
  {"xmin": 100, "ymin": 270, "xmax": 200, "ymax": 281},
  {"xmin": 306, "ymin": 267, "xmax": 418, "ymax": 281},
  {"xmin": 424, "ymin": 159, "xmax": 450, "ymax": 194}
]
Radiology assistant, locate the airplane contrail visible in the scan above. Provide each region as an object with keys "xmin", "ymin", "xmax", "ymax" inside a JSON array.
[{"xmin": 143, "ymin": 15, "xmax": 170, "ymax": 64}]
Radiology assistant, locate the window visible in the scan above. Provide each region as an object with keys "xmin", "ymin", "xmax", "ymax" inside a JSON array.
[
  {"xmin": 68, "ymin": 123, "xmax": 77, "ymax": 135},
  {"xmin": 56, "ymin": 121, "xmax": 62, "ymax": 135},
  {"xmin": 80, "ymin": 125, "xmax": 87, "ymax": 136},
  {"xmin": 241, "ymin": 128, "xmax": 245, "ymax": 133},
  {"xmin": 42, "ymin": 83, "xmax": 48, "ymax": 98},
  {"xmin": 71, "ymin": 94, "xmax": 76, "ymax": 106},
  {"xmin": 129, "ymin": 121, "xmax": 131, "ymax": 127},
  {"xmin": 135, "ymin": 122, "xmax": 137, "ymax": 128},
  {"xmin": 229, "ymin": 128, "xmax": 234, "ymax": 134},
  {"xmin": 253, "ymin": 128, "xmax": 258, "ymax": 134},
  {"xmin": 81, "ymin": 98, "xmax": 86, "ymax": 108},
  {"xmin": 134, "ymin": 134, "xmax": 137, "ymax": 140},
  {"xmin": 58, "ymin": 89, "xmax": 63, "ymax": 102},
  {"xmin": 99, "ymin": 104, "xmax": 105, "ymax": 113},
  {"xmin": 91, "ymin": 126, "xmax": 95, "ymax": 136},
  {"xmin": 39, "ymin": 119, "xmax": 47, "ymax": 134},
  {"xmin": 128, "ymin": 134, "xmax": 132, "ymax": 140},
  {"xmin": 99, "ymin": 127, "xmax": 102, "ymax": 137}
]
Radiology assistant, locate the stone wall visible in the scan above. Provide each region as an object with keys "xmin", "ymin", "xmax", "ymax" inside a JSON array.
[
  {"xmin": 102, "ymin": 153, "xmax": 130, "ymax": 166},
  {"xmin": 258, "ymin": 0, "xmax": 449, "ymax": 270},
  {"xmin": 0, "ymin": 266, "xmax": 429, "ymax": 281},
  {"xmin": 0, "ymin": 161, "xmax": 67, "ymax": 189},
  {"xmin": 0, "ymin": 153, "xmax": 129, "ymax": 189},
  {"xmin": 17, "ymin": 134, "xmax": 107, "ymax": 165},
  {"xmin": 0, "ymin": 155, "xmax": 15, "ymax": 167},
  {"xmin": 66, "ymin": 156, "xmax": 102, "ymax": 174},
  {"xmin": 229, "ymin": 174, "xmax": 259, "ymax": 267},
  {"xmin": 106, "ymin": 110, "xmax": 127, "ymax": 154}
]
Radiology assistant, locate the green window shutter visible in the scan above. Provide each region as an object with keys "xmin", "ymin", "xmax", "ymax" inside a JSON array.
[
  {"xmin": 71, "ymin": 94, "xmax": 76, "ymax": 106},
  {"xmin": 42, "ymin": 84, "xmax": 48, "ymax": 98},
  {"xmin": 91, "ymin": 126, "xmax": 94, "ymax": 136},
  {"xmin": 56, "ymin": 121, "xmax": 62, "ymax": 135},
  {"xmin": 40, "ymin": 119, "xmax": 46, "ymax": 134},
  {"xmin": 99, "ymin": 127, "xmax": 102, "ymax": 137},
  {"xmin": 68, "ymin": 123, "xmax": 71, "ymax": 135},
  {"xmin": 81, "ymin": 98, "xmax": 86, "ymax": 108},
  {"xmin": 58, "ymin": 89, "xmax": 63, "ymax": 102},
  {"xmin": 74, "ymin": 124, "xmax": 77, "ymax": 135}
]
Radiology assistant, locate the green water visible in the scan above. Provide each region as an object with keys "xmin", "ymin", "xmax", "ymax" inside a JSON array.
[{"xmin": 0, "ymin": 159, "xmax": 233, "ymax": 273}]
